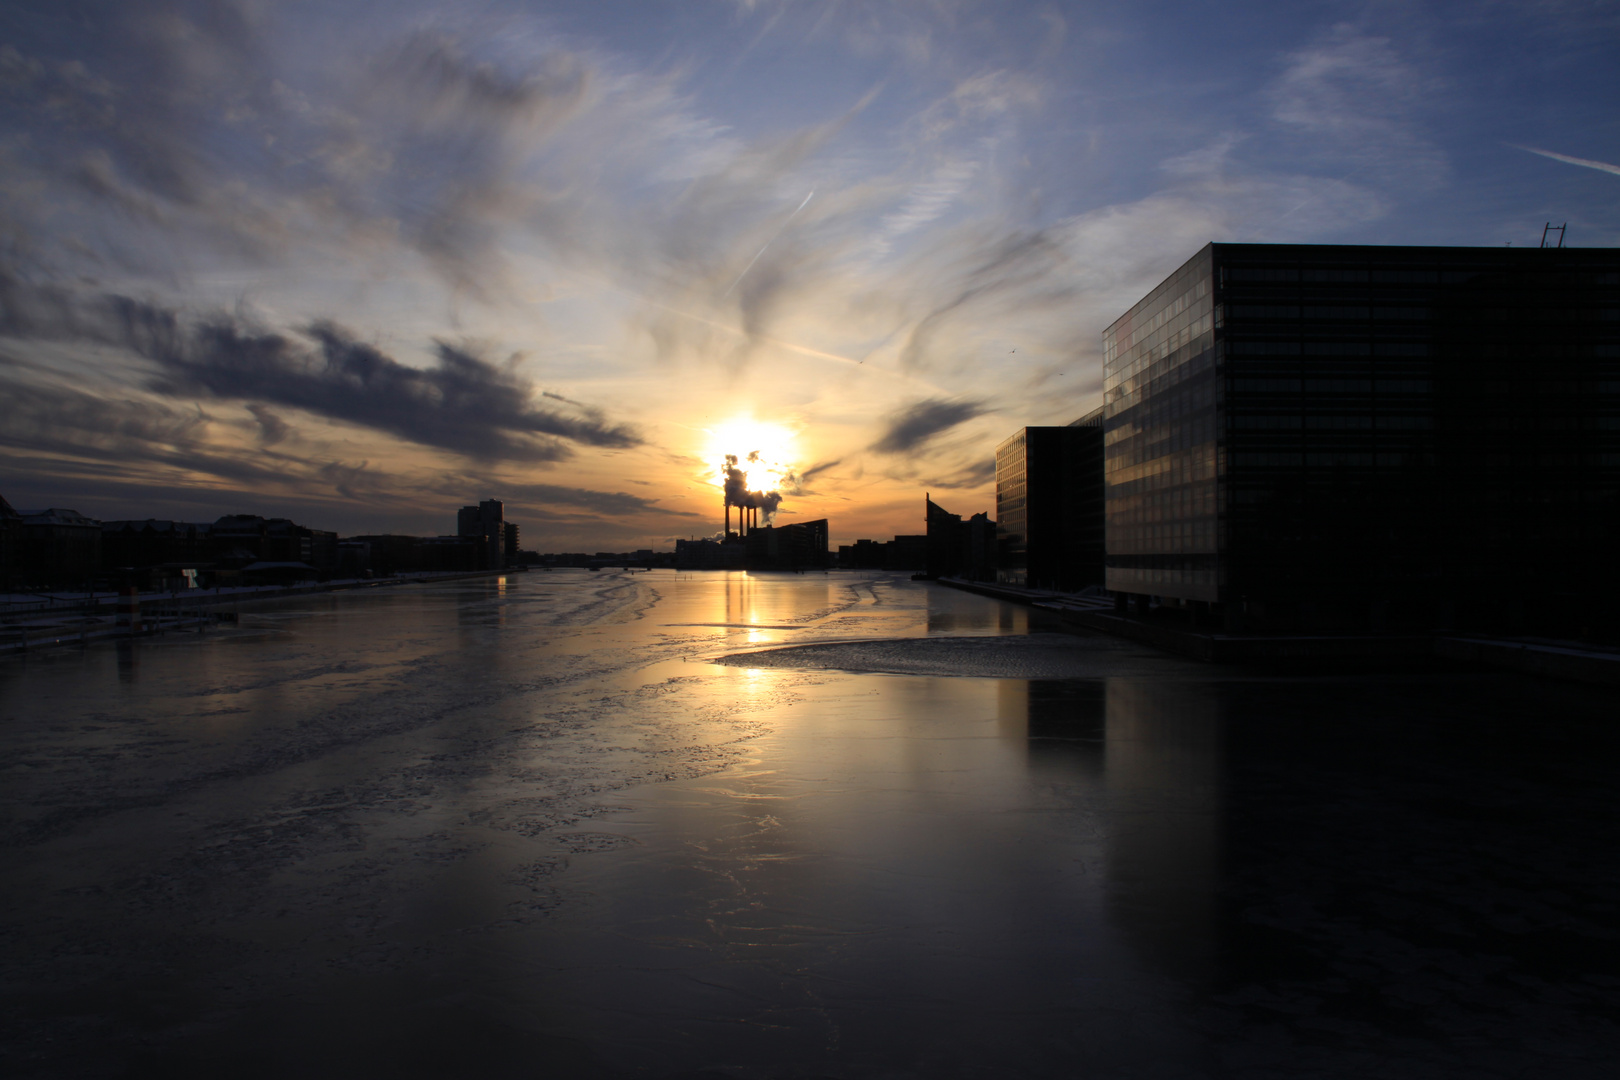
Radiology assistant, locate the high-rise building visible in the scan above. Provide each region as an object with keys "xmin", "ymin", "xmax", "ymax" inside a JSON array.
[
  {"xmin": 1103, "ymin": 242, "xmax": 1620, "ymax": 633},
  {"xmin": 994, "ymin": 418, "xmax": 1105, "ymax": 591},
  {"xmin": 457, "ymin": 499, "xmax": 506, "ymax": 571},
  {"xmin": 924, "ymin": 496, "xmax": 997, "ymax": 581}
]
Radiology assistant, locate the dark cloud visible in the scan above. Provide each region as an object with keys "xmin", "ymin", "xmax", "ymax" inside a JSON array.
[
  {"xmin": 145, "ymin": 317, "xmax": 640, "ymax": 462},
  {"xmin": 481, "ymin": 482, "xmax": 697, "ymax": 518},
  {"xmin": 246, "ymin": 403, "xmax": 291, "ymax": 446},
  {"xmin": 0, "ymin": 373, "xmax": 299, "ymax": 493},
  {"xmin": 0, "ymin": 276, "xmax": 642, "ymax": 462},
  {"xmin": 922, "ymin": 459, "xmax": 997, "ymax": 490},
  {"xmin": 870, "ymin": 398, "xmax": 988, "ymax": 455},
  {"xmin": 780, "ymin": 458, "xmax": 841, "ymax": 495}
]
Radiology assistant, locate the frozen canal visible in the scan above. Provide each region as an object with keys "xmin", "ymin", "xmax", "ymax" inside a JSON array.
[{"xmin": 1, "ymin": 571, "xmax": 1616, "ymax": 1078}]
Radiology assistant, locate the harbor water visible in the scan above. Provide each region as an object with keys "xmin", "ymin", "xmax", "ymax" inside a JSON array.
[{"xmin": 1, "ymin": 571, "xmax": 1615, "ymax": 1078}]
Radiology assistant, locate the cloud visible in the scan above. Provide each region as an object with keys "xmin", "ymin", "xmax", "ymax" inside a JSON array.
[
  {"xmin": 0, "ymin": 277, "xmax": 642, "ymax": 463},
  {"xmin": 486, "ymin": 481, "xmax": 697, "ymax": 518},
  {"xmin": 781, "ymin": 458, "xmax": 842, "ymax": 495},
  {"xmin": 1269, "ymin": 25, "xmax": 1446, "ymax": 188},
  {"xmin": 1510, "ymin": 144, "xmax": 1620, "ymax": 178},
  {"xmin": 870, "ymin": 397, "xmax": 989, "ymax": 455},
  {"xmin": 923, "ymin": 459, "xmax": 996, "ymax": 490},
  {"xmin": 246, "ymin": 403, "xmax": 291, "ymax": 447},
  {"xmin": 144, "ymin": 319, "xmax": 641, "ymax": 462}
]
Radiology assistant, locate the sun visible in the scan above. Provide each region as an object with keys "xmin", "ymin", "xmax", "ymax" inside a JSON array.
[{"xmin": 704, "ymin": 417, "xmax": 797, "ymax": 491}]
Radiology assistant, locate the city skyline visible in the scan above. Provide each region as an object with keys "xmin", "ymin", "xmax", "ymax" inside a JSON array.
[{"xmin": 2, "ymin": 1, "xmax": 1617, "ymax": 550}]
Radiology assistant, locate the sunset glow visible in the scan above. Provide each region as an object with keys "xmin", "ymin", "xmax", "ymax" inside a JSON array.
[
  {"xmin": 0, "ymin": 2, "xmax": 1612, "ymax": 552},
  {"xmin": 704, "ymin": 418, "xmax": 798, "ymax": 494}
]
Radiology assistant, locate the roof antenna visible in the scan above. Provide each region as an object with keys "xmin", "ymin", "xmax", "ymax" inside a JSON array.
[{"xmin": 1540, "ymin": 222, "xmax": 1566, "ymax": 248}]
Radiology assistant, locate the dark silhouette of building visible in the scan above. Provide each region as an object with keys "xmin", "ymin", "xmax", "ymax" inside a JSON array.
[
  {"xmin": 924, "ymin": 496, "xmax": 997, "ymax": 581},
  {"xmin": 204, "ymin": 515, "xmax": 336, "ymax": 573},
  {"xmin": 836, "ymin": 539, "xmax": 889, "ymax": 569},
  {"xmin": 343, "ymin": 534, "xmax": 423, "ymax": 575},
  {"xmin": 18, "ymin": 508, "xmax": 102, "ymax": 586},
  {"xmin": 675, "ymin": 538, "xmax": 746, "ymax": 569},
  {"xmin": 744, "ymin": 519, "xmax": 830, "ymax": 570},
  {"xmin": 995, "ymin": 417, "xmax": 1105, "ymax": 591},
  {"xmin": 420, "ymin": 534, "xmax": 485, "ymax": 573},
  {"xmin": 0, "ymin": 493, "xmax": 21, "ymax": 589},
  {"xmin": 458, "ymin": 499, "xmax": 507, "ymax": 571},
  {"xmin": 1103, "ymin": 242, "xmax": 1620, "ymax": 635},
  {"xmin": 102, "ymin": 520, "xmax": 212, "ymax": 570}
]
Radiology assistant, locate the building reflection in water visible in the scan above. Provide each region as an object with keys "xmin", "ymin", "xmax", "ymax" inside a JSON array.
[
  {"xmin": 1101, "ymin": 678, "xmax": 1221, "ymax": 983},
  {"xmin": 1007, "ymin": 677, "xmax": 1222, "ymax": 983},
  {"xmin": 928, "ymin": 586, "xmax": 1028, "ymax": 635},
  {"xmin": 115, "ymin": 637, "xmax": 139, "ymax": 684}
]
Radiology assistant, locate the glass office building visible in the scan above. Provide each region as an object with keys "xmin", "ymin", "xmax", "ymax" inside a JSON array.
[
  {"xmin": 1103, "ymin": 243, "xmax": 1620, "ymax": 633},
  {"xmin": 995, "ymin": 415, "xmax": 1106, "ymax": 591}
]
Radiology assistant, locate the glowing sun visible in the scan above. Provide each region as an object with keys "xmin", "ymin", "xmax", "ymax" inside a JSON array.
[{"xmin": 704, "ymin": 417, "xmax": 797, "ymax": 491}]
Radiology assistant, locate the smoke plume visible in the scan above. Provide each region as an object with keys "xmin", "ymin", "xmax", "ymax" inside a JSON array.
[{"xmin": 722, "ymin": 452, "xmax": 785, "ymax": 522}]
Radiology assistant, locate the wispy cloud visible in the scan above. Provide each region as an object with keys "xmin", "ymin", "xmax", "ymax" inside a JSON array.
[
  {"xmin": 870, "ymin": 398, "xmax": 989, "ymax": 455},
  {"xmin": 1511, "ymin": 144, "xmax": 1620, "ymax": 178}
]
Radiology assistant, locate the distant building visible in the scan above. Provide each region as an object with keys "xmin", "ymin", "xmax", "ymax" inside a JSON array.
[
  {"xmin": 994, "ymin": 418, "xmax": 1105, "ymax": 591},
  {"xmin": 102, "ymin": 519, "xmax": 212, "ymax": 570},
  {"xmin": 344, "ymin": 534, "xmax": 423, "ymax": 575},
  {"xmin": 0, "ymin": 493, "xmax": 21, "ymax": 589},
  {"xmin": 1103, "ymin": 242, "xmax": 1620, "ymax": 633},
  {"xmin": 886, "ymin": 534, "xmax": 928, "ymax": 573},
  {"xmin": 836, "ymin": 539, "xmax": 888, "ymax": 570},
  {"xmin": 211, "ymin": 514, "xmax": 270, "ymax": 562},
  {"xmin": 20, "ymin": 508, "xmax": 102, "ymax": 586},
  {"xmin": 675, "ymin": 538, "xmax": 746, "ymax": 570},
  {"xmin": 924, "ymin": 496, "xmax": 996, "ymax": 581},
  {"xmin": 458, "ymin": 499, "xmax": 507, "ymax": 571},
  {"xmin": 204, "ymin": 515, "xmax": 335, "ymax": 573},
  {"xmin": 745, "ymin": 519, "xmax": 830, "ymax": 570},
  {"xmin": 419, "ymin": 535, "xmax": 484, "ymax": 573}
]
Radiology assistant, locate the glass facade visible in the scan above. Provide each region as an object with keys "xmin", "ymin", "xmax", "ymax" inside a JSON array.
[
  {"xmin": 996, "ymin": 424, "xmax": 1106, "ymax": 591},
  {"xmin": 995, "ymin": 430, "xmax": 1030, "ymax": 586},
  {"xmin": 1102, "ymin": 248, "xmax": 1220, "ymax": 601},
  {"xmin": 1104, "ymin": 243, "xmax": 1620, "ymax": 633}
]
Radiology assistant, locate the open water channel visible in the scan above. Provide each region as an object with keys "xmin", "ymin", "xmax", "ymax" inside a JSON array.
[{"xmin": 1, "ymin": 570, "xmax": 1616, "ymax": 1078}]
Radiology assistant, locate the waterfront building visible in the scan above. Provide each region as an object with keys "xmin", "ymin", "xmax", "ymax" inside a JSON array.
[
  {"xmin": 0, "ymin": 493, "xmax": 20, "ymax": 589},
  {"xmin": 744, "ymin": 519, "xmax": 830, "ymax": 570},
  {"xmin": 675, "ymin": 538, "xmax": 746, "ymax": 570},
  {"xmin": 18, "ymin": 507, "xmax": 103, "ymax": 586},
  {"xmin": 924, "ymin": 496, "xmax": 997, "ymax": 581},
  {"xmin": 994, "ymin": 415, "xmax": 1105, "ymax": 591},
  {"xmin": 1103, "ymin": 242, "xmax": 1620, "ymax": 633},
  {"xmin": 102, "ymin": 520, "xmax": 212, "ymax": 570},
  {"xmin": 457, "ymin": 499, "xmax": 507, "ymax": 571}
]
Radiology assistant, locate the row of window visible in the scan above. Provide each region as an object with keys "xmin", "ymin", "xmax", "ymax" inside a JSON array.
[
  {"xmin": 1228, "ymin": 341, "xmax": 1432, "ymax": 356},
  {"xmin": 1230, "ymin": 378, "xmax": 1433, "ymax": 393},
  {"xmin": 1232, "ymin": 452, "xmax": 1435, "ymax": 468},
  {"xmin": 1223, "ymin": 266, "xmax": 1620, "ymax": 285},
  {"xmin": 1229, "ymin": 414, "xmax": 1434, "ymax": 429},
  {"xmin": 1228, "ymin": 305, "xmax": 1432, "ymax": 321}
]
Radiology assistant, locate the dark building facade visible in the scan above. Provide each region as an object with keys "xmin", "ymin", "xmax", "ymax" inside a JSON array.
[
  {"xmin": 102, "ymin": 520, "xmax": 212, "ymax": 570},
  {"xmin": 458, "ymin": 499, "xmax": 507, "ymax": 571},
  {"xmin": 0, "ymin": 494, "xmax": 20, "ymax": 589},
  {"xmin": 19, "ymin": 508, "xmax": 102, "ymax": 586},
  {"xmin": 995, "ymin": 417, "xmax": 1105, "ymax": 591},
  {"xmin": 924, "ymin": 496, "xmax": 997, "ymax": 581},
  {"xmin": 1103, "ymin": 242, "xmax": 1620, "ymax": 634},
  {"xmin": 744, "ymin": 519, "xmax": 830, "ymax": 570}
]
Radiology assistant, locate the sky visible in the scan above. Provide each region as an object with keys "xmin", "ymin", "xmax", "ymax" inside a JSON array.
[{"xmin": 1, "ymin": 0, "xmax": 1617, "ymax": 550}]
